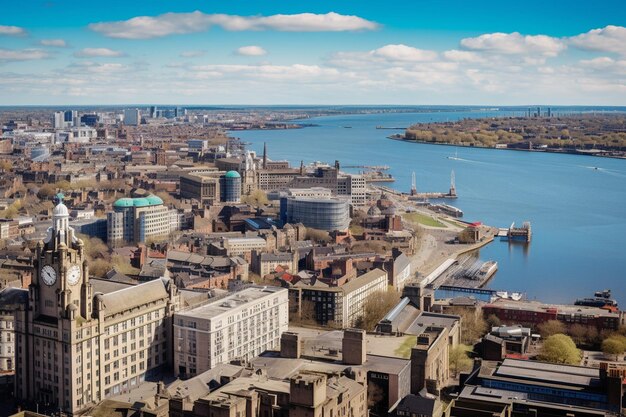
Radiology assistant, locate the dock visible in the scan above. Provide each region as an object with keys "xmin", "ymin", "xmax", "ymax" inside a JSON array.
[{"xmin": 499, "ymin": 222, "xmax": 532, "ymax": 242}]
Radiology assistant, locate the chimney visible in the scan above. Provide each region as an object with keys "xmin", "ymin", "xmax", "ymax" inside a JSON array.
[
  {"xmin": 280, "ymin": 332, "xmax": 301, "ymax": 359},
  {"xmin": 342, "ymin": 328, "xmax": 366, "ymax": 365}
]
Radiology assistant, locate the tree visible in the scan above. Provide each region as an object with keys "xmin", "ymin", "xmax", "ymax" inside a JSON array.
[
  {"xmin": 537, "ymin": 320, "xmax": 566, "ymax": 338},
  {"xmin": 449, "ymin": 344, "xmax": 473, "ymax": 377},
  {"xmin": 241, "ymin": 189, "xmax": 269, "ymax": 207},
  {"xmin": 37, "ymin": 184, "xmax": 57, "ymax": 200},
  {"xmin": 448, "ymin": 307, "xmax": 488, "ymax": 344},
  {"xmin": 538, "ymin": 334, "xmax": 581, "ymax": 365},
  {"xmin": 305, "ymin": 228, "xmax": 331, "ymax": 243},
  {"xmin": 601, "ymin": 336, "xmax": 626, "ymax": 360},
  {"xmin": 568, "ymin": 324, "xmax": 589, "ymax": 346},
  {"xmin": 485, "ymin": 314, "xmax": 501, "ymax": 329},
  {"xmin": 357, "ymin": 288, "xmax": 400, "ymax": 332}
]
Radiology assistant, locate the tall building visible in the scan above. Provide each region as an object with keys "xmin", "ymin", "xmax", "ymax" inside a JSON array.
[
  {"xmin": 107, "ymin": 195, "xmax": 181, "ymax": 246},
  {"xmin": 53, "ymin": 111, "xmax": 65, "ymax": 129},
  {"xmin": 222, "ymin": 170, "xmax": 242, "ymax": 203},
  {"xmin": 149, "ymin": 106, "xmax": 158, "ymax": 118},
  {"xmin": 123, "ymin": 109, "xmax": 141, "ymax": 126},
  {"xmin": 0, "ymin": 287, "xmax": 28, "ymax": 372},
  {"xmin": 173, "ymin": 286, "xmax": 288, "ymax": 377},
  {"xmin": 15, "ymin": 194, "xmax": 180, "ymax": 415}
]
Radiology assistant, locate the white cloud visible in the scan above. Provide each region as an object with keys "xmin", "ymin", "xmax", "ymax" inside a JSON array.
[
  {"xmin": 180, "ymin": 50, "xmax": 205, "ymax": 58},
  {"xmin": 88, "ymin": 11, "xmax": 379, "ymax": 39},
  {"xmin": 236, "ymin": 46, "xmax": 267, "ymax": 56},
  {"xmin": 0, "ymin": 25, "xmax": 27, "ymax": 36},
  {"xmin": 0, "ymin": 48, "xmax": 48, "ymax": 61},
  {"xmin": 371, "ymin": 44, "xmax": 437, "ymax": 62},
  {"xmin": 443, "ymin": 49, "xmax": 485, "ymax": 63},
  {"xmin": 74, "ymin": 48, "xmax": 125, "ymax": 58},
  {"xmin": 460, "ymin": 32, "xmax": 566, "ymax": 57},
  {"xmin": 40, "ymin": 39, "xmax": 67, "ymax": 47},
  {"xmin": 569, "ymin": 25, "xmax": 626, "ymax": 56}
]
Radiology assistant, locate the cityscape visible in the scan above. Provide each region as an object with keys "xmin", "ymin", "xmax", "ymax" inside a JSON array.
[{"xmin": 0, "ymin": 2, "xmax": 625, "ymax": 417}]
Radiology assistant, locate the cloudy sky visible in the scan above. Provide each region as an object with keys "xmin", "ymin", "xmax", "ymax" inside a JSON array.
[{"xmin": 1, "ymin": 0, "xmax": 625, "ymax": 105}]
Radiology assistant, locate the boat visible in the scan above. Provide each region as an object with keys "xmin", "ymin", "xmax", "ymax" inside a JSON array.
[
  {"xmin": 476, "ymin": 261, "xmax": 498, "ymax": 280},
  {"xmin": 594, "ymin": 289, "xmax": 611, "ymax": 299},
  {"xmin": 574, "ymin": 296, "xmax": 618, "ymax": 312},
  {"xmin": 447, "ymin": 150, "xmax": 462, "ymax": 161},
  {"xmin": 510, "ymin": 292, "xmax": 523, "ymax": 301},
  {"xmin": 430, "ymin": 203, "xmax": 463, "ymax": 218},
  {"xmin": 496, "ymin": 291, "xmax": 508, "ymax": 299}
]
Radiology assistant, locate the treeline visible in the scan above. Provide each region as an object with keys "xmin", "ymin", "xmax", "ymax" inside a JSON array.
[{"xmin": 404, "ymin": 115, "xmax": 626, "ymax": 150}]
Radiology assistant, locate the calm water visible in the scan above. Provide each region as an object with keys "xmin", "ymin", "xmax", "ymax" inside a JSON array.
[{"xmin": 231, "ymin": 111, "xmax": 626, "ymax": 306}]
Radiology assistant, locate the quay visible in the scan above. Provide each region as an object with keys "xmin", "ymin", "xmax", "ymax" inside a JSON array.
[{"xmin": 498, "ymin": 222, "xmax": 532, "ymax": 242}]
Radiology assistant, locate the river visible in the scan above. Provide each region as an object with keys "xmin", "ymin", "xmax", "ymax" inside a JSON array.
[{"xmin": 230, "ymin": 110, "xmax": 626, "ymax": 306}]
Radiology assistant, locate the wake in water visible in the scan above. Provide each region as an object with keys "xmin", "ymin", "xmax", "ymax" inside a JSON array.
[{"xmin": 579, "ymin": 165, "xmax": 626, "ymax": 178}]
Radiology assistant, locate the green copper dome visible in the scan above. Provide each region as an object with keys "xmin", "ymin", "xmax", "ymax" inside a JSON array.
[
  {"xmin": 133, "ymin": 198, "xmax": 150, "ymax": 207},
  {"xmin": 145, "ymin": 195, "xmax": 164, "ymax": 205},
  {"xmin": 225, "ymin": 170, "xmax": 241, "ymax": 178},
  {"xmin": 113, "ymin": 198, "xmax": 134, "ymax": 208}
]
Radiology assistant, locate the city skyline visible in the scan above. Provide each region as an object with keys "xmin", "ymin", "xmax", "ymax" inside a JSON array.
[{"xmin": 1, "ymin": 0, "xmax": 625, "ymax": 105}]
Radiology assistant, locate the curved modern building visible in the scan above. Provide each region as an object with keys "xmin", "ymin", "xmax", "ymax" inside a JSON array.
[
  {"xmin": 223, "ymin": 170, "xmax": 242, "ymax": 203},
  {"xmin": 280, "ymin": 196, "xmax": 350, "ymax": 231},
  {"xmin": 107, "ymin": 194, "xmax": 180, "ymax": 245}
]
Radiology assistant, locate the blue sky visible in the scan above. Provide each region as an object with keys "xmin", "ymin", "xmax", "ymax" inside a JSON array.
[{"xmin": 1, "ymin": 0, "xmax": 625, "ymax": 105}]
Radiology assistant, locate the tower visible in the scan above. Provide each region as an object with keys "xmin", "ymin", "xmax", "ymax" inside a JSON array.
[
  {"xmin": 410, "ymin": 171, "xmax": 417, "ymax": 196},
  {"xmin": 262, "ymin": 142, "xmax": 267, "ymax": 169},
  {"xmin": 16, "ymin": 193, "xmax": 96, "ymax": 414},
  {"xmin": 449, "ymin": 170, "xmax": 456, "ymax": 197}
]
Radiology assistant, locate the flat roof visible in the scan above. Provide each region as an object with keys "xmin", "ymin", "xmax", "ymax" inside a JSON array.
[{"xmin": 176, "ymin": 286, "xmax": 286, "ymax": 320}]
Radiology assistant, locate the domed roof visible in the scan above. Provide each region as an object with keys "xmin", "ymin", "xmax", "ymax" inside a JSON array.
[
  {"xmin": 133, "ymin": 198, "xmax": 150, "ymax": 207},
  {"xmin": 53, "ymin": 201, "xmax": 69, "ymax": 217},
  {"xmin": 224, "ymin": 170, "xmax": 241, "ymax": 179},
  {"xmin": 113, "ymin": 198, "xmax": 134, "ymax": 208},
  {"xmin": 145, "ymin": 195, "xmax": 164, "ymax": 205},
  {"xmin": 367, "ymin": 205, "xmax": 381, "ymax": 216}
]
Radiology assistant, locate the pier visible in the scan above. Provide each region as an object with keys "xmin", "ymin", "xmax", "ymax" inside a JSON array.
[
  {"xmin": 408, "ymin": 170, "xmax": 457, "ymax": 199},
  {"xmin": 499, "ymin": 222, "xmax": 532, "ymax": 242}
]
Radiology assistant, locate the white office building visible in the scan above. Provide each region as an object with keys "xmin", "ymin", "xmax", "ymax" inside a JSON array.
[{"xmin": 173, "ymin": 286, "xmax": 289, "ymax": 377}]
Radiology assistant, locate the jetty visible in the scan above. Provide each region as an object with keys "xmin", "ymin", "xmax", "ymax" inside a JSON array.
[{"xmin": 498, "ymin": 222, "xmax": 532, "ymax": 242}]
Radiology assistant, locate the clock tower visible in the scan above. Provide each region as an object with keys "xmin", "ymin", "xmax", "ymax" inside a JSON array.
[
  {"xmin": 16, "ymin": 193, "xmax": 98, "ymax": 414},
  {"xmin": 32, "ymin": 193, "xmax": 92, "ymax": 319}
]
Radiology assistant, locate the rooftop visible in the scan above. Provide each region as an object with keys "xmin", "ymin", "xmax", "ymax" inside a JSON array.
[
  {"xmin": 176, "ymin": 286, "xmax": 286, "ymax": 320},
  {"xmin": 113, "ymin": 194, "xmax": 164, "ymax": 208}
]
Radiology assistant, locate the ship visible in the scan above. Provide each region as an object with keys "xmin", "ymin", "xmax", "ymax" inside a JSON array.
[
  {"xmin": 476, "ymin": 261, "xmax": 498, "ymax": 280},
  {"xmin": 447, "ymin": 150, "xmax": 462, "ymax": 161},
  {"xmin": 575, "ymin": 291, "xmax": 618, "ymax": 312},
  {"xmin": 430, "ymin": 203, "xmax": 463, "ymax": 218}
]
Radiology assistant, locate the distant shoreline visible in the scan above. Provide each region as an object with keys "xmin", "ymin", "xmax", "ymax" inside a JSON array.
[{"xmin": 387, "ymin": 134, "xmax": 626, "ymax": 160}]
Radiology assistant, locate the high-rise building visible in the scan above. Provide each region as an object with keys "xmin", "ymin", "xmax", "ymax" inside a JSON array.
[
  {"xmin": 222, "ymin": 171, "xmax": 242, "ymax": 203},
  {"xmin": 53, "ymin": 111, "xmax": 65, "ymax": 129},
  {"xmin": 149, "ymin": 106, "xmax": 158, "ymax": 118},
  {"xmin": 15, "ymin": 194, "xmax": 180, "ymax": 415},
  {"xmin": 123, "ymin": 109, "xmax": 141, "ymax": 126}
]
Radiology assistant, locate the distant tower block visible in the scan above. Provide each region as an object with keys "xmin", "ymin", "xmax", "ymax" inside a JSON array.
[
  {"xmin": 449, "ymin": 170, "xmax": 457, "ymax": 197},
  {"xmin": 410, "ymin": 171, "xmax": 417, "ymax": 196},
  {"xmin": 262, "ymin": 142, "xmax": 268, "ymax": 169}
]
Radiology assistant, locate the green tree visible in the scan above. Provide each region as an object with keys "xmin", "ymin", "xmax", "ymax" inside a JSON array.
[
  {"xmin": 601, "ymin": 336, "xmax": 626, "ymax": 360},
  {"xmin": 538, "ymin": 334, "xmax": 581, "ymax": 365},
  {"xmin": 449, "ymin": 344, "xmax": 473, "ymax": 377},
  {"xmin": 241, "ymin": 189, "xmax": 269, "ymax": 207}
]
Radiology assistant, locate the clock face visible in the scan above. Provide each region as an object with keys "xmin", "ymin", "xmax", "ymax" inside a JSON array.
[
  {"xmin": 67, "ymin": 264, "xmax": 81, "ymax": 286},
  {"xmin": 41, "ymin": 265, "xmax": 57, "ymax": 286}
]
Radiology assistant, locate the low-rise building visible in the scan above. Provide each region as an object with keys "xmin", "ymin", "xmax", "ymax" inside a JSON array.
[
  {"xmin": 290, "ymin": 268, "xmax": 389, "ymax": 327},
  {"xmin": 280, "ymin": 196, "xmax": 351, "ymax": 231}
]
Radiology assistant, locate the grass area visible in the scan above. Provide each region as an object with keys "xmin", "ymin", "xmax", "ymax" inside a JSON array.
[
  {"xmin": 402, "ymin": 212, "xmax": 446, "ymax": 228},
  {"xmin": 441, "ymin": 218, "xmax": 465, "ymax": 228},
  {"xmin": 394, "ymin": 335, "xmax": 417, "ymax": 359}
]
